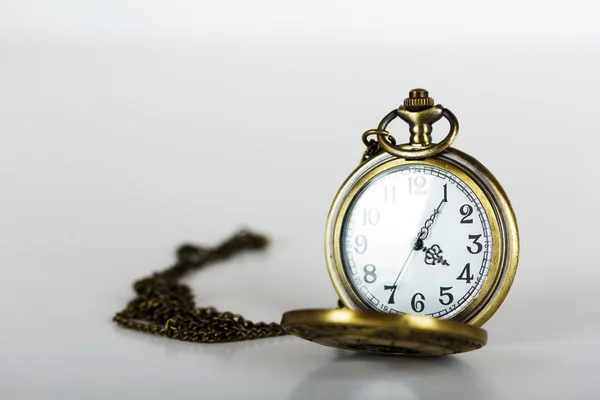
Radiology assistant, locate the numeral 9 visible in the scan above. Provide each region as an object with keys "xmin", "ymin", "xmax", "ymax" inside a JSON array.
[{"xmin": 354, "ymin": 235, "xmax": 368, "ymax": 254}]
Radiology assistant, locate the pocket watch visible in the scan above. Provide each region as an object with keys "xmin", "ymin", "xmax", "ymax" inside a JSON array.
[
  {"xmin": 281, "ymin": 89, "xmax": 519, "ymax": 356},
  {"xmin": 113, "ymin": 88, "xmax": 519, "ymax": 357}
]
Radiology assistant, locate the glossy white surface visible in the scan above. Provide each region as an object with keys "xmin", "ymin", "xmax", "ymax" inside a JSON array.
[
  {"xmin": 340, "ymin": 164, "xmax": 491, "ymax": 317},
  {"xmin": 1, "ymin": 1, "xmax": 600, "ymax": 399}
]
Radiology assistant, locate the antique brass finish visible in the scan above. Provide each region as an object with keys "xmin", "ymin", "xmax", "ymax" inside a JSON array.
[
  {"xmin": 324, "ymin": 151, "xmax": 517, "ymax": 326},
  {"xmin": 371, "ymin": 89, "xmax": 460, "ymax": 160},
  {"xmin": 114, "ymin": 230, "xmax": 289, "ymax": 343},
  {"xmin": 323, "ymin": 89, "xmax": 520, "ymax": 331},
  {"xmin": 404, "ymin": 88, "xmax": 435, "ymax": 111},
  {"xmin": 113, "ymin": 88, "xmax": 519, "ymax": 358},
  {"xmin": 399, "ymin": 105, "xmax": 443, "ymax": 146},
  {"xmin": 442, "ymin": 148, "xmax": 520, "ymax": 326},
  {"xmin": 281, "ymin": 309, "xmax": 487, "ymax": 356},
  {"xmin": 401, "ymin": 88, "xmax": 439, "ymax": 145}
]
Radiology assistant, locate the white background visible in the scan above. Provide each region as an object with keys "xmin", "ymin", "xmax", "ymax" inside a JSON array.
[{"xmin": 1, "ymin": 1, "xmax": 599, "ymax": 399}]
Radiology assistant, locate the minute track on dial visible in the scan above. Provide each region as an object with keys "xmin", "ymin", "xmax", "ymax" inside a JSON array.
[{"xmin": 339, "ymin": 162, "xmax": 492, "ymax": 319}]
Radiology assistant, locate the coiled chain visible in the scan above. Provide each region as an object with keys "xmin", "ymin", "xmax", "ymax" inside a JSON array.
[{"xmin": 113, "ymin": 230, "xmax": 288, "ymax": 343}]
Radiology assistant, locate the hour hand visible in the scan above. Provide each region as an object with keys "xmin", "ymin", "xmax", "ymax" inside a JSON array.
[{"xmin": 422, "ymin": 244, "xmax": 450, "ymax": 266}]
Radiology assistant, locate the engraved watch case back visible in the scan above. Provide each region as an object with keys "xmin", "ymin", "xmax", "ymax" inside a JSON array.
[
  {"xmin": 281, "ymin": 309, "xmax": 488, "ymax": 356},
  {"xmin": 281, "ymin": 89, "xmax": 519, "ymax": 356}
]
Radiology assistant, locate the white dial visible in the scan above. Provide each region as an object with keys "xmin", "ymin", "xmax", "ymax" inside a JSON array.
[{"xmin": 341, "ymin": 164, "xmax": 492, "ymax": 318}]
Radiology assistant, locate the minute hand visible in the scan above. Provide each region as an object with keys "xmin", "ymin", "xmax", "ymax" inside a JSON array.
[{"xmin": 415, "ymin": 184, "xmax": 448, "ymax": 248}]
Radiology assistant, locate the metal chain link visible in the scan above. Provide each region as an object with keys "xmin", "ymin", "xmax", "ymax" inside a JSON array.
[
  {"xmin": 114, "ymin": 130, "xmax": 382, "ymax": 342},
  {"xmin": 361, "ymin": 129, "xmax": 396, "ymax": 162},
  {"xmin": 113, "ymin": 230, "xmax": 288, "ymax": 343}
]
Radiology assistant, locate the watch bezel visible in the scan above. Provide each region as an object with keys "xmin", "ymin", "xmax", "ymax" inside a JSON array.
[{"xmin": 324, "ymin": 148, "xmax": 519, "ymax": 327}]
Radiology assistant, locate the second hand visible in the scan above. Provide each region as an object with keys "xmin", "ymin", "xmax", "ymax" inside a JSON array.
[{"xmin": 392, "ymin": 246, "xmax": 415, "ymax": 287}]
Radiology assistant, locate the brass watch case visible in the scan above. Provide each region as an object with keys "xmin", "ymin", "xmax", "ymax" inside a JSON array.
[
  {"xmin": 281, "ymin": 309, "xmax": 488, "ymax": 356},
  {"xmin": 324, "ymin": 148, "xmax": 519, "ymax": 327},
  {"xmin": 282, "ymin": 91, "xmax": 519, "ymax": 355}
]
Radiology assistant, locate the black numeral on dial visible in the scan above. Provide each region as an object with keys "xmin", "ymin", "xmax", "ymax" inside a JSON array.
[
  {"xmin": 467, "ymin": 234, "xmax": 483, "ymax": 254},
  {"xmin": 460, "ymin": 204, "xmax": 473, "ymax": 223},
  {"xmin": 409, "ymin": 288, "xmax": 456, "ymax": 312},
  {"xmin": 439, "ymin": 286, "xmax": 454, "ymax": 305},
  {"xmin": 384, "ymin": 285, "xmax": 397, "ymax": 304},
  {"xmin": 457, "ymin": 263, "xmax": 474, "ymax": 283},
  {"xmin": 363, "ymin": 264, "xmax": 377, "ymax": 283},
  {"xmin": 411, "ymin": 293, "xmax": 425, "ymax": 312}
]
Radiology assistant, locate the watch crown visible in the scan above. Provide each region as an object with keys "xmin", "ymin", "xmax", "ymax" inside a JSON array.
[{"xmin": 404, "ymin": 88, "xmax": 435, "ymax": 112}]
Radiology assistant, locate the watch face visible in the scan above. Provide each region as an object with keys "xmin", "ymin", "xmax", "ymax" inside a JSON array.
[{"xmin": 340, "ymin": 163, "xmax": 492, "ymax": 318}]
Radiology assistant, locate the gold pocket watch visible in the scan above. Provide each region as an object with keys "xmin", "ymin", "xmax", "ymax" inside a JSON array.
[
  {"xmin": 114, "ymin": 88, "xmax": 519, "ymax": 357},
  {"xmin": 281, "ymin": 88, "xmax": 520, "ymax": 356}
]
